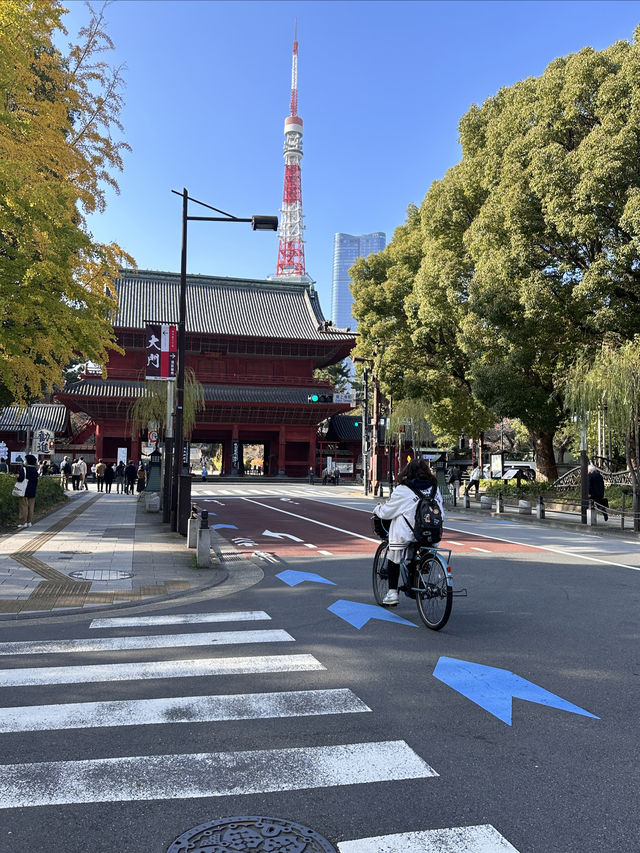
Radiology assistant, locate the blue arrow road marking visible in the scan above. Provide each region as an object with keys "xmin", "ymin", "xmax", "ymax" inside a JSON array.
[
  {"xmin": 329, "ymin": 600, "xmax": 417, "ymax": 629},
  {"xmin": 276, "ymin": 570, "xmax": 336, "ymax": 587},
  {"xmin": 211, "ymin": 524, "xmax": 238, "ymax": 531},
  {"xmin": 433, "ymin": 656, "xmax": 599, "ymax": 725}
]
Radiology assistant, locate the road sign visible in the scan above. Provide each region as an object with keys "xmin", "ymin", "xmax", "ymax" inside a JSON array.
[
  {"xmin": 433, "ymin": 656, "xmax": 599, "ymax": 725},
  {"xmin": 148, "ymin": 430, "xmax": 158, "ymax": 442}
]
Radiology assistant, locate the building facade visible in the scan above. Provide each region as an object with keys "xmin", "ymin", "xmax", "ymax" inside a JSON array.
[
  {"xmin": 331, "ymin": 232, "xmax": 386, "ymax": 329},
  {"xmin": 55, "ymin": 270, "xmax": 355, "ymax": 477}
]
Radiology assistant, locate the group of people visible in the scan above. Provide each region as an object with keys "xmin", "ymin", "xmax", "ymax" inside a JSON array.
[{"xmin": 59, "ymin": 457, "xmax": 146, "ymax": 494}]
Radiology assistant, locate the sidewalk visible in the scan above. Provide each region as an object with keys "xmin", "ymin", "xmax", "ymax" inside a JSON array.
[
  {"xmin": 445, "ymin": 492, "xmax": 640, "ymax": 539},
  {"xmin": 0, "ymin": 490, "xmax": 229, "ymax": 619}
]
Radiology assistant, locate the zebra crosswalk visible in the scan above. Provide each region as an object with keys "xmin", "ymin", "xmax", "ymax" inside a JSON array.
[{"xmin": 0, "ymin": 609, "xmax": 520, "ymax": 851}]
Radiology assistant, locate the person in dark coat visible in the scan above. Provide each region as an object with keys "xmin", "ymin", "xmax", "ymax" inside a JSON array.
[
  {"xmin": 124, "ymin": 460, "xmax": 137, "ymax": 495},
  {"xmin": 103, "ymin": 462, "xmax": 115, "ymax": 493},
  {"xmin": 16, "ymin": 453, "xmax": 39, "ymax": 529},
  {"xmin": 588, "ymin": 464, "xmax": 608, "ymax": 521}
]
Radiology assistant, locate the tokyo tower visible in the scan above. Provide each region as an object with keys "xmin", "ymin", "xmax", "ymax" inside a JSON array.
[{"xmin": 272, "ymin": 23, "xmax": 312, "ymax": 282}]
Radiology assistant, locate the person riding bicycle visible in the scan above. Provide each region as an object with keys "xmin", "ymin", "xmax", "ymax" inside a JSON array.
[{"xmin": 373, "ymin": 458, "xmax": 445, "ymax": 606}]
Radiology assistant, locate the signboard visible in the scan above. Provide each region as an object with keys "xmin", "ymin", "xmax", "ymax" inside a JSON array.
[
  {"xmin": 117, "ymin": 447, "xmax": 128, "ymax": 466},
  {"xmin": 11, "ymin": 452, "xmax": 25, "ymax": 464},
  {"xmin": 0, "ymin": 441, "xmax": 7, "ymax": 461},
  {"xmin": 141, "ymin": 442, "xmax": 156, "ymax": 456},
  {"xmin": 32, "ymin": 429, "xmax": 54, "ymax": 456},
  {"xmin": 491, "ymin": 453, "xmax": 504, "ymax": 478},
  {"xmin": 145, "ymin": 323, "xmax": 177, "ymax": 380},
  {"xmin": 232, "ymin": 441, "xmax": 239, "ymax": 468},
  {"xmin": 335, "ymin": 462, "xmax": 353, "ymax": 473},
  {"xmin": 333, "ymin": 391, "xmax": 356, "ymax": 407}
]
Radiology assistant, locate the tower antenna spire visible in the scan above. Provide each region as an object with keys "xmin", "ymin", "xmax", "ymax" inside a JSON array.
[{"xmin": 271, "ymin": 22, "xmax": 311, "ymax": 283}]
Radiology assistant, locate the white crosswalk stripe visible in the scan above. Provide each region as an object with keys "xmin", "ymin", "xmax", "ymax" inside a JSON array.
[
  {"xmin": 89, "ymin": 610, "xmax": 271, "ymax": 628},
  {"xmin": 0, "ymin": 653, "xmax": 325, "ymax": 687},
  {"xmin": 337, "ymin": 825, "xmax": 519, "ymax": 852},
  {"xmin": 0, "ymin": 688, "xmax": 371, "ymax": 732},
  {"xmin": 0, "ymin": 628, "xmax": 294, "ymax": 656},
  {"xmin": 0, "ymin": 741, "xmax": 437, "ymax": 808}
]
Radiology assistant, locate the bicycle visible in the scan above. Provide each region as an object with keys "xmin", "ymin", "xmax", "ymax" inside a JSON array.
[{"xmin": 371, "ymin": 516, "xmax": 454, "ymax": 630}]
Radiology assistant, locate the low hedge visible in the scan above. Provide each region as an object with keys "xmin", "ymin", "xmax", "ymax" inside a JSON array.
[
  {"xmin": 481, "ymin": 479, "xmax": 631, "ymax": 510},
  {"xmin": 0, "ymin": 473, "xmax": 67, "ymax": 528}
]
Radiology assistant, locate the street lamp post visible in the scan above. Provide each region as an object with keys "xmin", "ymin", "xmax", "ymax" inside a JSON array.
[{"xmin": 168, "ymin": 188, "xmax": 277, "ymax": 534}]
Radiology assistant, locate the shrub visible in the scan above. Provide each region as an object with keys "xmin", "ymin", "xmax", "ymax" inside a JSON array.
[
  {"xmin": 0, "ymin": 473, "xmax": 67, "ymax": 528},
  {"xmin": 482, "ymin": 479, "xmax": 551, "ymax": 497}
]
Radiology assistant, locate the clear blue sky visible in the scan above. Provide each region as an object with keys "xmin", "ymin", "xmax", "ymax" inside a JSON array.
[{"xmin": 61, "ymin": 0, "xmax": 640, "ymax": 318}]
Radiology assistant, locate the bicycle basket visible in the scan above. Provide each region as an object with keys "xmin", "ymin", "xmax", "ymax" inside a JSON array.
[{"xmin": 371, "ymin": 515, "xmax": 390, "ymax": 540}]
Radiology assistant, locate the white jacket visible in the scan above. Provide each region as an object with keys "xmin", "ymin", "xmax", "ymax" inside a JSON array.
[{"xmin": 373, "ymin": 482, "xmax": 445, "ymax": 560}]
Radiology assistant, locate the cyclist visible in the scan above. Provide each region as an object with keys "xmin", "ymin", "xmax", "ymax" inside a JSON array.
[{"xmin": 373, "ymin": 458, "xmax": 445, "ymax": 606}]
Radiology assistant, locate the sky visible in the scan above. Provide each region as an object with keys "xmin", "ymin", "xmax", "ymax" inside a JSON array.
[{"xmin": 60, "ymin": 0, "xmax": 640, "ymax": 319}]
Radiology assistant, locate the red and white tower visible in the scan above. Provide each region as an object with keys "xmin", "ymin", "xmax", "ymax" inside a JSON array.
[{"xmin": 272, "ymin": 23, "xmax": 312, "ymax": 282}]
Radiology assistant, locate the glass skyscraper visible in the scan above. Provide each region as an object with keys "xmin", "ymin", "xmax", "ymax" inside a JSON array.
[{"xmin": 331, "ymin": 232, "xmax": 386, "ymax": 329}]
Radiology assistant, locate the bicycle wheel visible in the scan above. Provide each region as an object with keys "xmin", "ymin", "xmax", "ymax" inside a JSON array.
[
  {"xmin": 415, "ymin": 552, "xmax": 452, "ymax": 630},
  {"xmin": 372, "ymin": 541, "xmax": 390, "ymax": 605}
]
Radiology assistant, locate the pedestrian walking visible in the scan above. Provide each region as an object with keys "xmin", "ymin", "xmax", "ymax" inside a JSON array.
[
  {"xmin": 308, "ymin": 467, "xmax": 315, "ymax": 484},
  {"xmin": 114, "ymin": 460, "xmax": 125, "ymax": 493},
  {"xmin": 71, "ymin": 458, "xmax": 82, "ymax": 490},
  {"xmin": 60, "ymin": 456, "xmax": 72, "ymax": 490},
  {"xmin": 465, "ymin": 464, "xmax": 482, "ymax": 497},
  {"xmin": 78, "ymin": 457, "xmax": 88, "ymax": 490},
  {"xmin": 95, "ymin": 458, "xmax": 106, "ymax": 492},
  {"xmin": 15, "ymin": 453, "xmax": 39, "ymax": 529},
  {"xmin": 447, "ymin": 465, "xmax": 461, "ymax": 498},
  {"xmin": 588, "ymin": 464, "xmax": 609, "ymax": 521},
  {"xmin": 124, "ymin": 460, "xmax": 137, "ymax": 494},
  {"xmin": 136, "ymin": 463, "xmax": 146, "ymax": 493},
  {"xmin": 201, "ymin": 464, "xmax": 207, "ymax": 481},
  {"xmin": 104, "ymin": 461, "xmax": 115, "ymax": 493}
]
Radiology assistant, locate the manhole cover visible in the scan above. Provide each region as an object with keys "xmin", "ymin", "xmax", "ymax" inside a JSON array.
[
  {"xmin": 168, "ymin": 816, "xmax": 337, "ymax": 852},
  {"xmin": 69, "ymin": 570, "xmax": 133, "ymax": 581}
]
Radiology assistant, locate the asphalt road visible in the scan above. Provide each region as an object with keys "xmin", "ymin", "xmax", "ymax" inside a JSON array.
[{"xmin": 0, "ymin": 483, "xmax": 637, "ymax": 853}]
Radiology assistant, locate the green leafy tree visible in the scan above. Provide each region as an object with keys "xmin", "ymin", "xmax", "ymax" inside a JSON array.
[
  {"xmin": 0, "ymin": 1, "xmax": 133, "ymax": 405},
  {"xmin": 313, "ymin": 359, "xmax": 351, "ymax": 393},
  {"xmin": 566, "ymin": 338, "xmax": 640, "ymax": 529},
  {"xmin": 127, "ymin": 370, "xmax": 205, "ymax": 441}
]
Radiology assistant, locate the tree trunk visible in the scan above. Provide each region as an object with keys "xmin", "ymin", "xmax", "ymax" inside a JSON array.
[{"xmin": 532, "ymin": 430, "xmax": 558, "ymax": 482}]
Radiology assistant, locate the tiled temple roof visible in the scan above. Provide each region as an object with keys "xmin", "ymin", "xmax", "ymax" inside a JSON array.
[
  {"xmin": 0, "ymin": 403, "xmax": 69, "ymax": 434},
  {"xmin": 112, "ymin": 270, "xmax": 355, "ymax": 342}
]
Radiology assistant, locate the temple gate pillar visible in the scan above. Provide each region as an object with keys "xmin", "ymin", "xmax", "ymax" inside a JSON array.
[{"xmin": 278, "ymin": 425, "xmax": 286, "ymax": 477}]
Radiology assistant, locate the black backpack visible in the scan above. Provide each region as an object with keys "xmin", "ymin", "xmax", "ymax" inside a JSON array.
[{"xmin": 406, "ymin": 484, "xmax": 443, "ymax": 545}]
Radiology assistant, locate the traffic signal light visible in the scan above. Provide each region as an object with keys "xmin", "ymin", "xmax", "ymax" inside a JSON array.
[{"xmin": 307, "ymin": 393, "xmax": 334, "ymax": 403}]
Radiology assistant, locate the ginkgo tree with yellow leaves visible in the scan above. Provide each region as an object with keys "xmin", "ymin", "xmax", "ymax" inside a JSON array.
[{"xmin": 0, "ymin": 0, "xmax": 133, "ymax": 405}]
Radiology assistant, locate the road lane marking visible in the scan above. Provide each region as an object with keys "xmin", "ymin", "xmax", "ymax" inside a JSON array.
[
  {"xmin": 242, "ymin": 498, "xmax": 380, "ymax": 542},
  {"xmin": 318, "ymin": 550, "xmax": 333, "ymax": 556},
  {"xmin": 0, "ymin": 688, "xmax": 371, "ymax": 733},
  {"xmin": 333, "ymin": 504, "xmax": 640, "ymax": 571},
  {"xmin": 0, "ymin": 654, "xmax": 325, "ymax": 687},
  {"xmin": 338, "ymin": 824, "xmax": 519, "ymax": 852},
  {"xmin": 90, "ymin": 611, "xmax": 272, "ymax": 629},
  {"xmin": 0, "ymin": 630, "xmax": 295, "ymax": 656},
  {"xmin": 470, "ymin": 546, "xmax": 492, "ymax": 553},
  {"xmin": 303, "ymin": 543, "xmax": 317, "ymax": 549},
  {"xmin": 0, "ymin": 741, "xmax": 437, "ymax": 807}
]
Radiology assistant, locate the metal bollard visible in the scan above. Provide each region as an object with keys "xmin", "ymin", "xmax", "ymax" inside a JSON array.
[
  {"xmin": 587, "ymin": 499, "xmax": 597, "ymax": 526},
  {"xmin": 196, "ymin": 509, "xmax": 211, "ymax": 567},
  {"xmin": 536, "ymin": 495, "xmax": 545, "ymax": 520},
  {"xmin": 463, "ymin": 493, "xmax": 470, "ymax": 509},
  {"xmin": 496, "ymin": 490, "xmax": 504, "ymax": 513},
  {"xmin": 621, "ymin": 492, "xmax": 626, "ymax": 530}
]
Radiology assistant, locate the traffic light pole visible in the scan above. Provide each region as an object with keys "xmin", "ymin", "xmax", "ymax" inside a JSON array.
[{"xmin": 362, "ymin": 367, "xmax": 369, "ymax": 496}]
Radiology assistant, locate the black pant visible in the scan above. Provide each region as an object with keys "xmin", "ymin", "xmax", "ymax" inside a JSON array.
[
  {"xmin": 592, "ymin": 496, "xmax": 609, "ymax": 520},
  {"xmin": 465, "ymin": 480, "xmax": 479, "ymax": 496},
  {"xmin": 72, "ymin": 475, "xmax": 80, "ymax": 490}
]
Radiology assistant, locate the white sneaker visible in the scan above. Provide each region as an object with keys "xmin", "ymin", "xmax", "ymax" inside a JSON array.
[
  {"xmin": 382, "ymin": 589, "xmax": 399, "ymax": 606},
  {"xmin": 26, "ymin": 522, "xmax": 32, "ymax": 528}
]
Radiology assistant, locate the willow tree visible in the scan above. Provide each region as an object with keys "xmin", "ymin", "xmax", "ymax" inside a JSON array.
[
  {"xmin": 0, "ymin": 1, "xmax": 133, "ymax": 404},
  {"xmin": 566, "ymin": 339, "xmax": 640, "ymax": 530},
  {"xmin": 127, "ymin": 370, "xmax": 205, "ymax": 441}
]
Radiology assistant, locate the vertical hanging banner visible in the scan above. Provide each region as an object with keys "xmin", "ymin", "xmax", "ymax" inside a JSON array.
[{"xmin": 145, "ymin": 323, "xmax": 177, "ymax": 380}]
